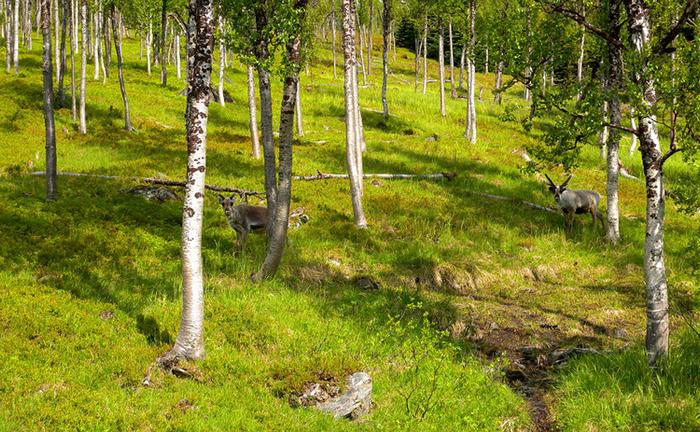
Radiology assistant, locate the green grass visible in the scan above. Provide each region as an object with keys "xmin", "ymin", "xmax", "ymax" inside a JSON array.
[{"xmin": 0, "ymin": 32, "xmax": 698, "ymax": 431}]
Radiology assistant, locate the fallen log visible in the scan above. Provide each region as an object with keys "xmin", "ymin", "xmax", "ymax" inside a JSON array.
[
  {"xmin": 293, "ymin": 170, "xmax": 457, "ymax": 181},
  {"xmin": 30, "ymin": 171, "xmax": 264, "ymax": 198}
]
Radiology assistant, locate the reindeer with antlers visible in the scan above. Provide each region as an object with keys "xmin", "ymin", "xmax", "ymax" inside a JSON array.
[{"xmin": 544, "ymin": 174, "xmax": 605, "ymax": 231}]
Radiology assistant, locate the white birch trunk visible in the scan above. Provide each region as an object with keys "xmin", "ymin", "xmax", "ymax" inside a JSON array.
[
  {"xmin": 341, "ymin": 0, "xmax": 366, "ymax": 228},
  {"xmin": 41, "ymin": 0, "xmax": 57, "ymax": 200},
  {"xmin": 93, "ymin": 3, "xmax": 100, "ymax": 80},
  {"xmin": 448, "ymin": 18, "xmax": 455, "ymax": 98},
  {"xmin": 6, "ymin": 0, "xmax": 13, "ymax": 73},
  {"xmin": 217, "ymin": 14, "xmax": 224, "ymax": 107},
  {"xmin": 175, "ymin": 28, "xmax": 181, "ymax": 80},
  {"xmin": 576, "ymin": 25, "xmax": 585, "ymax": 101},
  {"xmin": 624, "ymin": 0, "xmax": 669, "ymax": 366},
  {"xmin": 629, "ymin": 108, "xmax": 638, "ymax": 154},
  {"xmin": 164, "ymin": 0, "xmax": 215, "ymax": 363},
  {"xmin": 13, "ymin": 0, "xmax": 19, "ymax": 73},
  {"xmin": 295, "ymin": 79, "xmax": 303, "ymax": 137},
  {"xmin": 146, "ymin": 20, "xmax": 152, "ymax": 76},
  {"xmin": 331, "ymin": 0, "xmax": 337, "ymax": 80},
  {"xmin": 79, "ymin": 0, "xmax": 86, "ymax": 134},
  {"xmin": 247, "ymin": 65, "xmax": 260, "ymax": 159},
  {"xmin": 422, "ymin": 16, "xmax": 427, "ymax": 95}
]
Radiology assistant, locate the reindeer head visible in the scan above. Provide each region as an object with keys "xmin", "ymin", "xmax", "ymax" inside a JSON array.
[
  {"xmin": 217, "ymin": 194, "xmax": 241, "ymax": 218},
  {"xmin": 545, "ymin": 174, "xmax": 572, "ymax": 204}
]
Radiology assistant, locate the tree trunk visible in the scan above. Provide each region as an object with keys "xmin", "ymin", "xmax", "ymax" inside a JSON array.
[
  {"xmin": 41, "ymin": 0, "xmax": 57, "ymax": 200},
  {"xmin": 255, "ymin": 4, "xmax": 307, "ymax": 279},
  {"xmin": 295, "ymin": 79, "xmax": 303, "ymax": 137},
  {"xmin": 629, "ymin": 108, "xmax": 638, "ymax": 154},
  {"xmin": 598, "ymin": 100, "xmax": 609, "ymax": 158},
  {"xmin": 13, "ymin": 0, "xmax": 19, "ymax": 73},
  {"xmin": 484, "ymin": 45, "xmax": 488, "ymax": 73},
  {"xmin": 438, "ymin": 22, "xmax": 445, "ymax": 117},
  {"xmin": 381, "ymin": 0, "xmax": 390, "ymax": 116},
  {"xmin": 69, "ymin": 0, "xmax": 76, "ymax": 121},
  {"xmin": 255, "ymin": 5, "xmax": 277, "ymax": 222},
  {"xmin": 604, "ymin": 0, "xmax": 622, "ymax": 243},
  {"xmin": 448, "ymin": 18, "xmax": 455, "ymax": 98},
  {"xmin": 147, "ymin": 20, "xmax": 152, "ymax": 75},
  {"xmin": 421, "ymin": 15, "xmax": 427, "ymax": 94},
  {"xmin": 111, "ymin": 5, "xmax": 131, "ymax": 131},
  {"xmin": 465, "ymin": 0, "xmax": 476, "ymax": 143},
  {"xmin": 160, "ymin": 0, "xmax": 167, "ymax": 87},
  {"xmin": 623, "ymin": 0, "xmax": 669, "ymax": 367},
  {"xmin": 5, "ymin": 0, "xmax": 12, "ymax": 73},
  {"xmin": 366, "ymin": 0, "xmax": 371, "ymax": 76},
  {"xmin": 161, "ymin": 0, "xmax": 214, "ymax": 365},
  {"xmin": 494, "ymin": 57, "xmax": 503, "ymax": 104},
  {"xmin": 79, "ymin": 0, "xmax": 86, "ymax": 134},
  {"xmin": 247, "ymin": 65, "xmax": 260, "ymax": 159},
  {"xmin": 217, "ymin": 14, "xmax": 224, "ymax": 107},
  {"xmin": 93, "ymin": 3, "xmax": 100, "ymax": 80},
  {"xmin": 175, "ymin": 27, "xmax": 181, "ymax": 79},
  {"xmin": 58, "ymin": 0, "xmax": 68, "ymax": 106},
  {"xmin": 356, "ymin": 17, "xmax": 366, "ymax": 85},
  {"xmin": 102, "ymin": 3, "xmax": 109, "ymax": 80},
  {"xmin": 341, "ymin": 0, "xmax": 366, "ymax": 228},
  {"xmin": 576, "ymin": 21, "xmax": 585, "ymax": 101},
  {"xmin": 331, "ymin": 0, "xmax": 337, "ymax": 80}
]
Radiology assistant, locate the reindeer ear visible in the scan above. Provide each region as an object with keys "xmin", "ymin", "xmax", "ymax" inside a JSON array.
[
  {"xmin": 548, "ymin": 185, "xmax": 556, "ymax": 193},
  {"xmin": 217, "ymin": 194, "xmax": 225, "ymax": 204}
]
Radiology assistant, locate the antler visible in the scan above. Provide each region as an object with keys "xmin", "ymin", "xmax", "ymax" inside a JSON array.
[
  {"xmin": 544, "ymin": 173, "xmax": 556, "ymax": 187},
  {"xmin": 561, "ymin": 174, "xmax": 573, "ymax": 188}
]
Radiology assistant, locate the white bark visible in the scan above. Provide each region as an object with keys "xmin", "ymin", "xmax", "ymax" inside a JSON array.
[
  {"xmin": 576, "ymin": 24, "xmax": 585, "ymax": 101},
  {"xmin": 629, "ymin": 108, "xmax": 638, "ymax": 154},
  {"xmin": 146, "ymin": 20, "xmax": 152, "ymax": 76},
  {"xmin": 6, "ymin": 0, "xmax": 12, "ymax": 73},
  {"xmin": 448, "ymin": 18, "xmax": 455, "ymax": 98},
  {"xmin": 295, "ymin": 79, "xmax": 303, "ymax": 137},
  {"xmin": 175, "ymin": 28, "xmax": 181, "ymax": 80},
  {"xmin": 93, "ymin": 2, "xmax": 100, "ymax": 80},
  {"xmin": 438, "ymin": 23, "xmax": 445, "ymax": 117},
  {"xmin": 247, "ymin": 65, "xmax": 260, "ymax": 159},
  {"xmin": 13, "ymin": 0, "xmax": 19, "ymax": 73},
  {"xmin": 341, "ymin": 0, "xmax": 366, "ymax": 228},
  {"xmin": 166, "ymin": 0, "xmax": 215, "ymax": 363},
  {"xmin": 217, "ymin": 14, "xmax": 224, "ymax": 107},
  {"xmin": 422, "ymin": 16, "xmax": 427, "ymax": 95},
  {"xmin": 331, "ymin": 0, "xmax": 337, "ymax": 80},
  {"xmin": 79, "ymin": 0, "xmax": 86, "ymax": 134}
]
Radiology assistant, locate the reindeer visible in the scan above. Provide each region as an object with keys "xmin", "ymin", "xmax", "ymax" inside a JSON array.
[
  {"xmin": 544, "ymin": 174, "xmax": 605, "ymax": 231},
  {"xmin": 217, "ymin": 194, "xmax": 267, "ymax": 250}
]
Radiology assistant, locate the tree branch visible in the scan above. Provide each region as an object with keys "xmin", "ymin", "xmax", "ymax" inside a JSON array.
[
  {"xmin": 654, "ymin": 0, "xmax": 699, "ymax": 54},
  {"xmin": 293, "ymin": 171, "xmax": 458, "ymax": 181},
  {"xmin": 545, "ymin": 2, "xmax": 624, "ymax": 49}
]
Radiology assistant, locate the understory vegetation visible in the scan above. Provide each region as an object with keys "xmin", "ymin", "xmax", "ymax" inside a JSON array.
[{"xmin": 0, "ymin": 33, "xmax": 698, "ymax": 431}]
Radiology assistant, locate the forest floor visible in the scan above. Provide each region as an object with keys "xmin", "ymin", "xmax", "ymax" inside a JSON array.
[{"xmin": 0, "ymin": 34, "xmax": 698, "ymax": 431}]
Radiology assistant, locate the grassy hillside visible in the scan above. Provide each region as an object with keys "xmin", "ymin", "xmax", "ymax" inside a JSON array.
[{"xmin": 0, "ymin": 32, "xmax": 698, "ymax": 431}]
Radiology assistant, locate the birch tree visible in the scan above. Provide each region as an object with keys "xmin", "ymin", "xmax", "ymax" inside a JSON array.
[
  {"xmin": 255, "ymin": 0, "xmax": 309, "ymax": 280},
  {"xmin": 247, "ymin": 64, "xmax": 260, "ymax": 158},
  {"xmin": 159, "ymin": 0, "xmax": 214, "ymax": 365},
  {"xmin": 341, "ymin": 0, "xmax": 366, "ymax": 228},
  {"xmin": 464, "ymin": 0, "xmax": 476, "ymax": 143},
  {"xmin": 41, "ymin": 0, "xmax": 57, "ymax": 200},
  {"xmin": 381, "ymin": 0, "xmax": 390, "ymax": 116},
  {"xmin": 111, "ymin": 3, "xmax": 131, "ymax": 131},
  {"xmin": 79, "ymin": 0, "xmax": 87, "ymax": 133}
]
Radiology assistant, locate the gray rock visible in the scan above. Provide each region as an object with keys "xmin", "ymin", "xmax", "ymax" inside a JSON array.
[{"xmin": 316, "ymin": 372, "xmax": 372, "ymax": 420}]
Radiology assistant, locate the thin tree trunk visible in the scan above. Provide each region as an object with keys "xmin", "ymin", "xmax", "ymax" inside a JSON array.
[
  {"xmin": 605, "ymin": 0, "xmax": 622, "ymax": 243},
  {"xmin": 102, "ymin": 5, "xmax": 109, "ymax": 80},
  {"xmin": 422, "ymin": 15, "xmax": 427, "ymax": 94},
  {"xmin": 161, "ymin": 0, "xmax": 214, "ymax": 365},
  {"xmin": 341, "ymin": 0, "xmax": 366, "ymax": 228},
  {"xmin": 623, "ymin": 0, "xmax": 669, "ymax": 366},
  {"xmin": 255, "ymin": 5, "xmax": 277, "ymax": 222},
  {"xmin": 93, "ymin": 3, "xmax": 100, "ymax": 80},
  {"xmin": 79, "ymin": 0, "xmax": 86, "ymax": 134},
  {"xmin": 448, "ymin": 17, "xmax": 455, "ymax": 98},
  {"xmin": 357, "ymin": 18, "xmax": 366, "ymax": 85},
  {"xmin": 69, "ymin": 0, "xmax": 76, "ymax": 121},
  {"xmin": 391, "ymin": 18, "xmax": 396, "ymax": 60},
  {"xmin": 5, "ymin": 0, "xmax": 12, "ymax": 73},
  {"xmin": 576, "ymin": 21, "xmax": 585, "ymax": 101},
  {"xmin": 254, "ymin": 1, "xmax": 308, "ymax": 280},
  {"xmin": 295, "ymin": 79, "xmax": 303, "ymax": 136},
  {"xmin": 366, "ymin": 0, "xmax": 372, "ymax": 76},
  {"xmin": 598, "ymin": 100, "xmax": 609, "ymax": 158},
  {"xmin": 465, "ymin": 0, "xmax": 476, "ymax": 143},
  {"xmin": 175, "ymin": 27, "xmax": 181, "ymax": 79},
  {"xmin": 147, "ymin": 20, "xmax": 152, "ymax": 75},
  {"xmin": 111, "ymin": 4, "xmax": 130, "ymax": 131},
  {"xmin": 438, "ymin": 22, "xmax": 445, "ymax": 117},
  {"xmin": 381, "ymin": 0, "xmax": 390, "ymax": 116},
  {"xmin": 629, "ymin": 108, "xmax": 638, "ymax": 154},
  {"xmin": 13, "ymin": 0, "xmax": 19, "ymax": 72},
  {"xmin": 484, "ymin": 45, "xmax": 488, "ymax": 73},
  {"xmin": 413, "ymin": 34, "xmax": 420, "ymax": 92},
  {"xmin": 331, "ymin": 0, "xmax": 337, "ymax": 79},
  {"xmin": 58, "ymin": 0, "xmax": 68, "ymax": 106},
  {"xmin": 217, "ymin": 14, "xmax": 224, "ymax": 107},
  {"xmin": 247, "ymin": 65, "xmax": 260, "ymax": 159},
  {"xmin": 159, "ymin": 0, "xmax": 167, "ymax": 87},
  {"xmin": 494, "ymin": 56, "xmax": 503, "ymax": 104},
  {"xmin": 41, "ymin": 0, "xmax": 57, "ymax": 200}
]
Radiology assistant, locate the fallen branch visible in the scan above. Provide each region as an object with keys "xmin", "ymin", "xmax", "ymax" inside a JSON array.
[
  {"xmin": 293, "ymin": 170, "xmax": 457, "ymax": 181},
  {"xmin": 30, "ymin": 171, "xmax": 264, "ymax": 198},
  {"xmin": 475, "ymin": 192, "xmax": 559, "ymax": 214}
]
